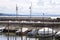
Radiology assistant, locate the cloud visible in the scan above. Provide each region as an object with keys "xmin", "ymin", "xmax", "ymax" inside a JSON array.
[
  {"xmin": 0, "ymin": 0, "xmax": 60, "ymax": 15},
  {"xmin": 0, "ymin": 0, "xmax": 16, "ymax": 14}
]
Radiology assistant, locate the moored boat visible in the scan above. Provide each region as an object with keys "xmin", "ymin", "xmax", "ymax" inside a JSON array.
[
  {"xmin": 27, "ymin": 29, "xmax": 39, "ymax": 37},
  {"xmin": 16, "ymin": 28, "xmax": 29, "ymax": 36},
  {"xmin": 0, "ymin": 27, "xmax": 5, "ymax": 32},
  {"xmin": 38, "ymin": 27, "xmax": 56, "ymax": 37}
]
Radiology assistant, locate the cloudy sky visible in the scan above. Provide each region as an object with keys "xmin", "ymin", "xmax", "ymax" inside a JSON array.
[{"xmin": 0, "ymin": 0, "xmax": 60, "ymax": 15}]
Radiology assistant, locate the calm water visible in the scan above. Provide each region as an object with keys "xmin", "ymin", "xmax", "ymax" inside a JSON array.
[
  {"xmin": 0, "ymin": 33, "xmax": 38, "ymax": 40},
  {"xmin": 0, "ymin": 33, "xmax": 59, "ymax": 40}
]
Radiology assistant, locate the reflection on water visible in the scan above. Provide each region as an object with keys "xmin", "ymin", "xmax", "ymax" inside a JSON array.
[
  {"xmin": 0, "ymin": 33, "xmax": 59, "ymax": 40},
  {"xmin": 0, "ymin": 33, "xmax": 38, "ymax": 40}
]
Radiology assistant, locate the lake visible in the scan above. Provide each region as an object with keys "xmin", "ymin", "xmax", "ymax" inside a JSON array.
[
  {"xmin": 0, "ymin": 33, "xmax": 59, "ymax": 40},
  {"xmin": 0, "ymin": 33, "xmax": 39, "ymax": 40}
]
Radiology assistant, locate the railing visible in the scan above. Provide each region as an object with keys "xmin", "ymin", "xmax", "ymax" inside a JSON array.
[{"xmin": 0, "ymin": 21, "xmax": 60, "ymax": 24}]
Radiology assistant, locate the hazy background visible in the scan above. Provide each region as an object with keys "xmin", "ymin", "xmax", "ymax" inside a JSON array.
[{"xmin": 0, "ymin": 0, "xmax": 60, "ymax": 16}]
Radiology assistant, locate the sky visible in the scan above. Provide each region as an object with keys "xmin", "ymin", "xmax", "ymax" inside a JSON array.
[{"xmin": 0, "ymin": 0, "xmax": 60, "ymax": 15}]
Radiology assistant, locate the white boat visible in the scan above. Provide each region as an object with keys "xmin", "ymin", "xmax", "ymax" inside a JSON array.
[
  {"xmin": 16, "ymin": 28, "xmax": 28, "ymax": 35},
  {"xmin": 38, "ymin": 27, "xmax": 56, "ymax": 37},
  {"xmin": 55, "ymin": 31, "xmax": 60, "ymax": 37},
  {"xmin": 0, "ymin": 27, "xmax": 5, "ymax": 32}
]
